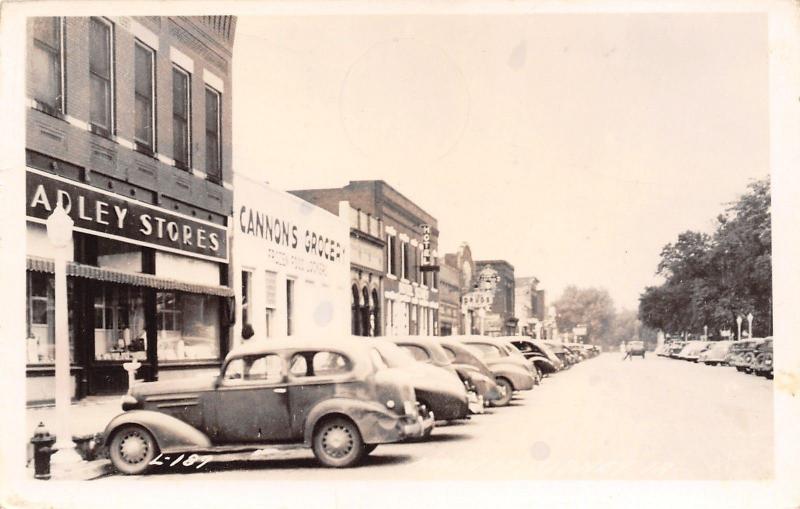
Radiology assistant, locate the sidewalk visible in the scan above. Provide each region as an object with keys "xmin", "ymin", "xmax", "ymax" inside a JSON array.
[
  {"xmin": 27, "ymin": 395, "xmax": 122, "ymax": 437},
  {"xmin": 25, "ymin": 395, "xmax": 122, "ymax": 481}
]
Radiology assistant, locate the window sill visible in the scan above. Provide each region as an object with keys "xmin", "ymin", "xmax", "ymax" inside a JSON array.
[
  {"xmin": 26, "ymin": 364, "xmax": 83, "ymax": 375},
  {"xmin": 30, "ymin": 102, "xmax": 66, "ymax": 121},
  {"xmin": 158, "ymin": 360, "xmax": 222, "ymax": 369},
  {"xmin": 386, "ymin": 274, "xmax": 398, "ymax": 280},
  {"xmin": 88, "ymin": 124, "xmax": 114, "ymax": 141},
  {"xmin": 174, "ymin": 160, "xmax": 191, "ymax": 172},
  {"xmin": 134, "ymin": 141, "xmax": 156, "ymax": 158}
]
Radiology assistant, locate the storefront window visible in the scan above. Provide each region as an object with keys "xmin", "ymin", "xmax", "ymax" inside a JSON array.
[
  {"xmin": 286, "ymin": 279, "xmax": 295, "ymax": 336},
  {"xmin": 265, "ymin": 270, "xmax": 277, "ymax": 338},
  {"xmin": 241, "ymin": 270, "xmax": 252, "ymax": 326},
  {"xmin": 26, "ymin": 271, "xmax": 75, "ymax": 365},
  {"xmin": 157, "ymin": 292, "xmax": 220, "ymax": 362},
  {"xmin": 94, "ymin": 284, "xmax": 146, "ymax": 361}
]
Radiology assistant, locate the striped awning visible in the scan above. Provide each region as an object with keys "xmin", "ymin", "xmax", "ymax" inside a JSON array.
[{"xmin": 26, "ymin": 256, "xmax": 233, "ymax": 297}]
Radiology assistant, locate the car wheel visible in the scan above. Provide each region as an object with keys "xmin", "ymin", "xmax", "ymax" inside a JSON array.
[
  {"xmin": 363, "ymin": 444, "xmax": 378, "ymax": 455},
  {"xmin": 312, "ymin": 416, "xmax": 365, "ymax": 468},
  {"xmin": 492, "ymin": 378, "xmax": 513, "ymax": 406},
  {"xmin": 108, "ymin": 424, "xmax": 158, "ymax": 475}
]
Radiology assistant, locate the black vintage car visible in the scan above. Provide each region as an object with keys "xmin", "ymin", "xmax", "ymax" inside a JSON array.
[
  {"xmin": 509, "ymin": 338, "xmax": 562, "ymax": 375},
  {"xmin": 104, "ymin": 337, "xmax": 433, "ymax": 474},
  {"xmin": 749, "ymin": 338, "xmax": 773, "ymax": 379}
]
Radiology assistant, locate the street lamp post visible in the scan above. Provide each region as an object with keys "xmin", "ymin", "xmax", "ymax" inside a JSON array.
[
  {"xmin": 46, "ymin": 204, "xmax": 81, "ymax": 465},
  {"xmin": 736, "ymin": 315, "xmax": 743, "ymax": 341},
  {"xmin": 704, "ymin": 325, "xmax": 708, "ymax": 340},
  {"xmin": 747, "ymin": 313, "xmax": 754, "ymax": 338}
]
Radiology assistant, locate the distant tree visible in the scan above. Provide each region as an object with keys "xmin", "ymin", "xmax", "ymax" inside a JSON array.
[
  {"xmin": 554, "ymin": 286, "xmax": 616, "ymax": 347},
  {"xmin": 610, "ymin": 309, "xmax": 660, "ymax": 350}
]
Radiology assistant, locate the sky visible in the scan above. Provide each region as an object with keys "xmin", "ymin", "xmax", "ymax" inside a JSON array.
[{"xmin": 232, "ymin": 13, "xmax": 769, "ymax": 311}]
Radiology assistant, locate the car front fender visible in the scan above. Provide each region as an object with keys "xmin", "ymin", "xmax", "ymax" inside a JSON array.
[
  {"xmin": 303, "ymin": 398, "xmax": 405, "ymax": 446},
  {"xmin": 103, "ymin": 410, "xmax": 212, "ymax": 453},
  {"xmin": 490, "ymin": 363, "xmax": 535, "ymax": 391},
  {"xmin": 528, "ymin": 356, "xmax": 557, "ymax": 374}
]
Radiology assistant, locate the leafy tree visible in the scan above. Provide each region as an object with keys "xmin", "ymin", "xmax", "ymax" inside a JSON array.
[
  {"xmin": 638, "ymin": 177, "xmax": 772, "ymax": 338},
  {"xmin": 554, "ymin": 286, "xmax": 615, "ymax": 347}
]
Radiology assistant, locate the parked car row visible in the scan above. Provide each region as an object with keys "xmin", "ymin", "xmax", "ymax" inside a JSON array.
[
  {"xmin": 103, "ymin": 334, "xmax": 598, "ymax": 474},
  {"xmin": 655, "ymin": 338, "xmax": 773, "ymax": 379}
]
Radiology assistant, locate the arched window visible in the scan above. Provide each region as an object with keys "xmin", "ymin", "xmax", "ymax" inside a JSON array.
[
  {"xmin": 371, "ymin": 288, "xmax": 380, "ymax": 337},
  {"xmin": 361, "ymin": 287, "xmax": 370, "ymax": 337}
]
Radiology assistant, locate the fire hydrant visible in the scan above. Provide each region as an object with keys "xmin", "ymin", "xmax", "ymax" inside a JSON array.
[{"xmin": 31, "ymin": 422, "xmax": 56, "ymax": 480}]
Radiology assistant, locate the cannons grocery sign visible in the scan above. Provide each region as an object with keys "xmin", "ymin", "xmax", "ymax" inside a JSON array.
[{"xmin": 26, "ymin": 169, "xmax": 227, "ymax": 261}]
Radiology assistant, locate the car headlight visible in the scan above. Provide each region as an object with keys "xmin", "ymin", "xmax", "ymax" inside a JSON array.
[{"xmin": 386, "ymin": 399, "xmax": 396, "ymax": 409}]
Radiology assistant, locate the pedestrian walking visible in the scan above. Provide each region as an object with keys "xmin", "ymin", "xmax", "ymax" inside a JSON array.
[
  {"xmin": 621, "ymin": 341, "xmax": 632, "ymax": 361},
  {"xmin": 241, "ymin": 323, "xmax": 255, "ymax": 341}
]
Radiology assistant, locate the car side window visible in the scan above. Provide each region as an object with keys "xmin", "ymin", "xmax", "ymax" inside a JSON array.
[
  {"xmin": 313, "ymin": 351, "xmax": 350, "ymax": 376},
  {"xmin": 289, "ymin": 351, "xmax": 351, "ymax": 377},
  {"xmin": 400, "ymin": 344, "xmax": 430, "ymax": 362},
  {"xmin": 223, "ymin": 354, "xmax": 284, "ymax": 384},
  {"xmin": 224, "ymin": 358, "xmax": 244, "ymax": 380},
  {"xmin": 247, "ymin": 354, "xmax": 284, "ymax": 382},
  {"xmin": 289, "ymin": 354, "xmax": 310, "ymax": 377},
  {"xmin": 472, "ymin": 343, "xmax": 502, "ymax": 359}
]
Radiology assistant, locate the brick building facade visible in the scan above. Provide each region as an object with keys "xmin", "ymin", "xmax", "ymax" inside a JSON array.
[
  {"xmin": 24, "ymin": 16, "xmax": 236, "ymax": 403},
  {"xmin": 515, "ymin": 276, "xmax": 547, "ymax": 337},
  {"xmin": 291, "ymin": 181, "xmax": 440, "ymax": 336},
  {"xmin": 473, "ymin": 260, "xmax": 517, "ymax": 336}
]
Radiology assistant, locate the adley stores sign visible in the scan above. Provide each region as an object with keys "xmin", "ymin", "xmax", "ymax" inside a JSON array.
[{"xmin": 26, "ymin": 169, "xmax": 227, "ymax": 262}]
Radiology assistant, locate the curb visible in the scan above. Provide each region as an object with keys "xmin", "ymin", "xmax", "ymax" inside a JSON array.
[{"xmin": 28, "ymin": 459, "xmax": 113, "ymax": 481}]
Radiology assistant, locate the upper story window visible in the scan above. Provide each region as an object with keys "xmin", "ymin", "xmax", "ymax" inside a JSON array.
[
  {"xmin": 172, "ymin": 66, "xmax": 191, "ymax": 170},
  {"xmin": 205, "ymin": 86, "xmax": 222, "ymax": 182},
  {"xmin": 31, "ymin": 17, "xmax": 64, "ymax": 115},
  {"xmin": 387, "ymin": 234, "xmax": 396, "ymax": 276},
  {"xmin": 417, "ymin": 248, "xmax": 424, "ymax": 285},
  {"xmin": 401, "ymin": 241, "xmax": 409, "ymax": 280},
  {"xmin": 134, "ymin": 40, "xmax": 156, "ymax": 153},
  {"xmin": 89, "ymin": 17, "xmax": 114, "ymax": 136}
]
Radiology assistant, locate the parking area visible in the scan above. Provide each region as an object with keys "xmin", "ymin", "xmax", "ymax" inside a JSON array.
[{"xmin": 96, "ymin": 353, "xmax": 773, "ymax": 481}]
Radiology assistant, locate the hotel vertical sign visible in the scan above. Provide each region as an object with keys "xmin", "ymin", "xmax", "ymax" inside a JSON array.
[{"xmin": 420, "ymin": 223, "xmax": 438, "ymax": 271}]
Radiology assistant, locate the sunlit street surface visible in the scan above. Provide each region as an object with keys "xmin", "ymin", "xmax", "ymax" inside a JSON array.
[{"xmin": 99, "ymin": 354, "xmax": 773, "ymax": 481}]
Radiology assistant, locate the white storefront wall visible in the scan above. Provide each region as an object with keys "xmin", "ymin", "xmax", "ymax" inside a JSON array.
[{"xmin": 231, "ymin": 174, "xmax": 350, "ymax": 344}]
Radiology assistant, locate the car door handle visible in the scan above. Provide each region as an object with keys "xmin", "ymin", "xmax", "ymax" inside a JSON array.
[{"xmin": 273, "ymin": 388, "xmax": 287, "ymax": 394}]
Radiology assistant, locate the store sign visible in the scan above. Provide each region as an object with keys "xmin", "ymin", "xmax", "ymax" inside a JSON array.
[
  {"xmin": 484, "ymin": 313, "xmax": 503, "ymax": 331},
  {"xmin": 462, "ymin": 289, "xmax": 493, "ymax": 309},
  {"xmin": 239, "ymin": 205, "xmax": 345, "ymax": 265},
  {"xmin": 26, "ymin": 170, "xmax": 227, "ymax": 261}
]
